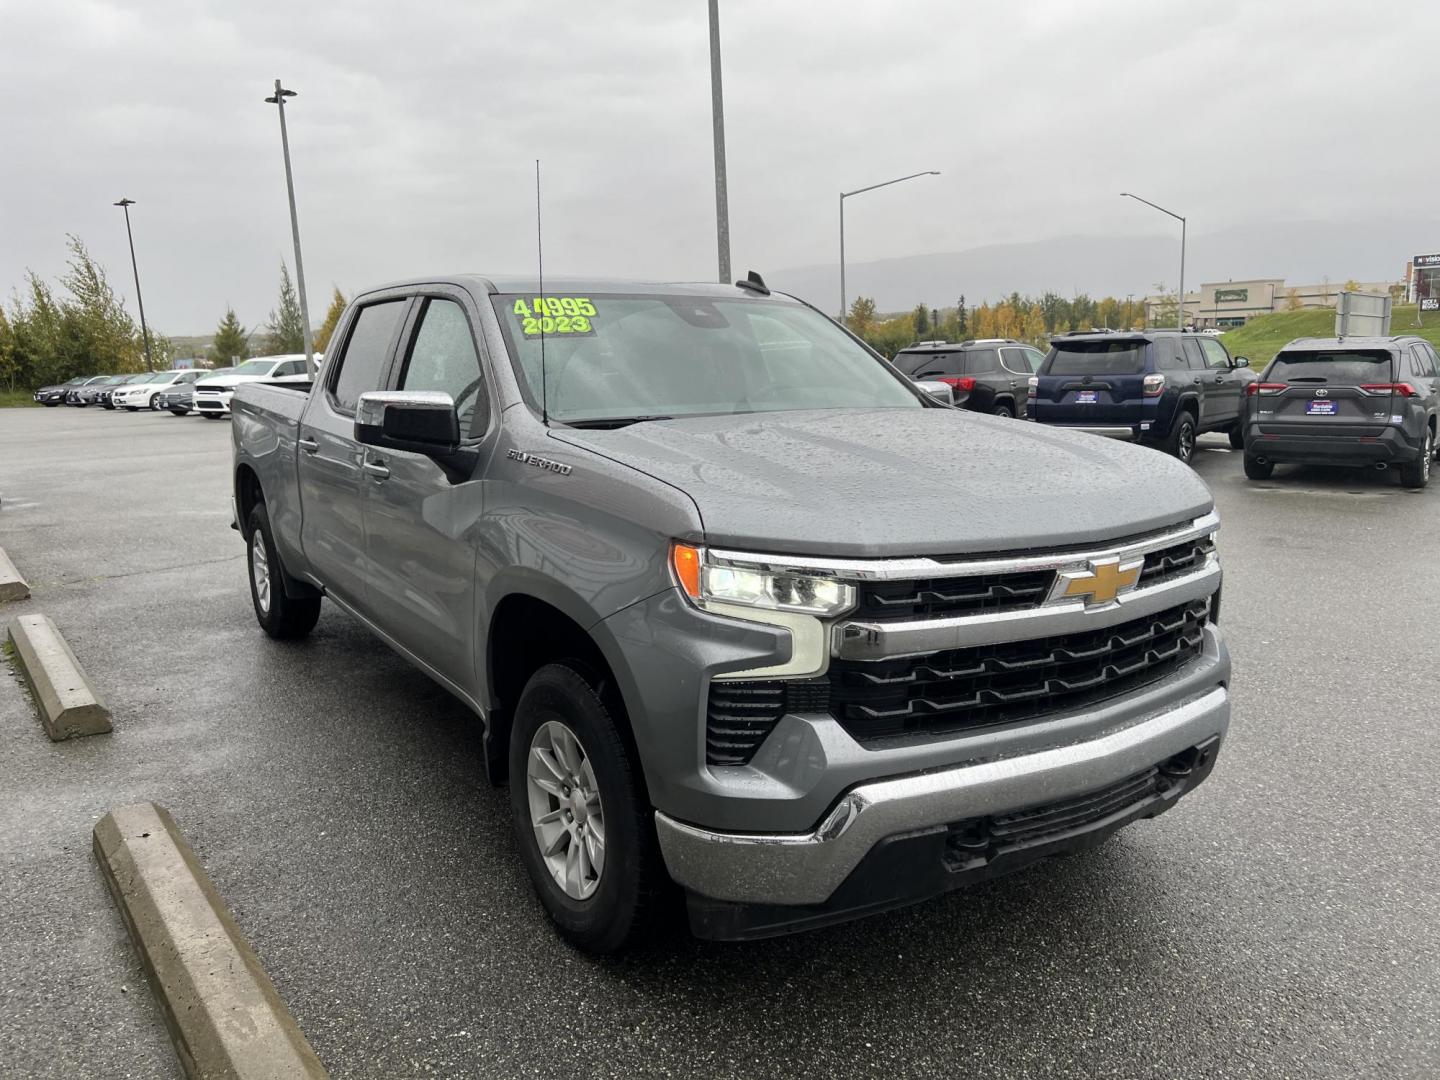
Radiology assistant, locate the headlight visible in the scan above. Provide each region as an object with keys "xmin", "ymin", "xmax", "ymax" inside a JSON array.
[{"xmin": 670, "ymin": 542, "xmax": 855, "ymax": 617}]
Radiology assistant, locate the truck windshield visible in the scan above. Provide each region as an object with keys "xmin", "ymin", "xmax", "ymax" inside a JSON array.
[
  {"xmin": 491, "ymin": 292, "xmax": 922, "ymax": 424},
  {"xmin": 1046, "ymin": 341, "xmax": 1148, "ymax": 376},
  {"xmin": 1268, "ymin": 350, "xmax": 1392, "ymax": 384}
]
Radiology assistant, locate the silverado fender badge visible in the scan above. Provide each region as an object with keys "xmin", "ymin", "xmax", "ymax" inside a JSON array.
[{"xmin": 507, "ymin": 448, "xmax": 572, "ymax": 476}]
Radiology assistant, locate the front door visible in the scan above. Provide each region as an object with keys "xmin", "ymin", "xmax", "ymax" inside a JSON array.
[
  {"xmin": 297, "ymin": 298, "xmax": 409, "ymax": 614},
  {"xmin": 362, "ymin": 294, "xmax": 493, "ymax": 693},
  {"xmin": 1197, "ymin": 336, "xmax": 1241, "ymax": 427}
]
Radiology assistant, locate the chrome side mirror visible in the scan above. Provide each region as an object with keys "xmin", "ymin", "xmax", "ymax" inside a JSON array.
[{"xmin": 356, "ymin": 391, "xmax": 460, "ymax": 454}]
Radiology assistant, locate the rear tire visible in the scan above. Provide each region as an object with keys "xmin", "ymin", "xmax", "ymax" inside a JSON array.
[
  {"xmin": 509, "ymin": 663, "xmax": 665, "ymax": 955},
  {"xmin": 246, "ymin": 503, "xmax": 321, "ymax": 639},
  {"xmin": 1167, "ymin": 412, "xmax": 1197, "ymax": 464},
  {"xmin": 1243, "ymin": 454, "xmax": 1274, "ymax": 480},
  {"xmin": 1400, "ymin": 429, "xmax": 1433, "ymax": 489},
  {"xmin": 992, "ymin": 403, "xmax": 1014, "ymax": 419},
  {"xmin": 1228, "ymin": 423, "xmax": 1245, "ymax": 450},
  {"xmin": 203, "ymin": 412, "xmax": 224, "ymax": 420}
]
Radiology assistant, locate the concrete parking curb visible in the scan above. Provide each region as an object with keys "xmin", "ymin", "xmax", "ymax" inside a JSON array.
[
  {"xmin": 0, "ymin": 546, "xmax": 29, "ymax": 602},
  {"xmin": 6, "ymin": 613, "xmax": 111, "ymax": 740},
  {"xmin": 94, "ymin": 803, "xmax": 329, "ymax": 1080}
]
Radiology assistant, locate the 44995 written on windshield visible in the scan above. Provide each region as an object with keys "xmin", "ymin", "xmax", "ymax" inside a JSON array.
[{"xmin": 511, "ymin": 297, "xmax": 597, "ymax": 336}]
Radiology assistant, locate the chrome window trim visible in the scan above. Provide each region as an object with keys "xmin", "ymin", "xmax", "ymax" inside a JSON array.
[{"xmin": 707, "ymin": 511, "xmax": 1219, "ymax": 583}]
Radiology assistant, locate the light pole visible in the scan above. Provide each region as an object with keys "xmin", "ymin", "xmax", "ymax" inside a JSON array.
[
  {"xmin": 1121, "ymin": 192, "xmax": 1186, "ymax": 331},
  {"xmin": 113, "ymin": 198, "xmax": 154, "ymax": 370},
  {"xmin": 265, "ymin": 79, "xmax": 316, "ymax": 377},
  {"xmin": 840, "ymin": 171, "xmax": 940, "ymax": 325},
  {"xmin": 707, "ymin": 0, "xmax": 730, "ymax": 284}
]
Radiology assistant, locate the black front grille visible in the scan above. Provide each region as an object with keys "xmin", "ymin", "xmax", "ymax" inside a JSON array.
[
  {"xmin": 827, "ymin": 599, "xmax": 1209, "ymax": 745},
  {"xmin": 1139, "ymin": 535, "xmax": 1214, "ymax": 587},
  {"xmin": 944, "ymin": 766, "xmax": 1162, "ymax": 870},
  {"xmin": 705, "ymin": 680, "xmax": 830, "ymax": 766},
  {"xmin": 856, "ymin": 568, "xmax": 1054, "ymax": 621}
]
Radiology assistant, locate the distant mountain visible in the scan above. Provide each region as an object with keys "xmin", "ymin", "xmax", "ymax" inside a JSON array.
[{"xmin": 769, "ymin": 219, "xmax": 1439, "ymax": 313}]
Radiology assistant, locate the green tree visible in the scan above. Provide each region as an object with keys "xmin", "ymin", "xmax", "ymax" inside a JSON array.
[
  {"xmin": 1149, "ymin": 282, "xmax": 1178, "ymax": 328},
  {"xmin": 210, "ymin": 308, "xmax": 250, "ymax": 366},
  {"xmin": 265, "ymin": 262, "xmax": 305, "ymax": 354},
  {"xmin": 912, "ymin": 303, "xmax": 930, "ymax": 339},
  {"xmin": 955, "ymin": 294, "xmax": 968, "ymax": 338},
  {"xmin": 1023, "ymin": 303, "xmax": 1046, "ymax": 343},
  {"xmin": 0, "ymin": 307, "xmax": 16, "ymax": 392},
  {"xmin": 846, "ymin": 296, "xmax": 877, "ymax": 337},
  {"xmin": 313, "ymin": 287, "xmax": 348, "ymax": 354},
  {"xmin": 58, "ymin": 234, "xmax": 142, "ymax": 372}
]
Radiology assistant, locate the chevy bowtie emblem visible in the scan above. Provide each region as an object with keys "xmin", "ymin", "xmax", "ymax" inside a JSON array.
[{"xmin": 1049, "ymin": 557, "xmax": 1144, "ymax": 607}]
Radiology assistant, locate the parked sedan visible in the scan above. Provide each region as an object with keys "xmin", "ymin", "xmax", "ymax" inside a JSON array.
[
  {"xmin": 113, "ymin": 370, "xmax": 204, "ymax": 411},
  {"xmin": 65, "ymin": 375, "xmax": 112, "ymax": 406},
  {"xmin": 99, "ymin": 373, "xmax": 155, "ymax": 409},
  {"xmin": 77, "ymin": 375, "xmax": 129, "ymax": 406},
  {"xmin": 33, "ymin": 377, "xmax": 91, "ymax": 406}
]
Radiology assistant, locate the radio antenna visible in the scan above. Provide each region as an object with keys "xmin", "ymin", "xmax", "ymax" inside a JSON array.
[{"xmin": 535, "ymin": 158, "xmax": 549, "ymax": 426}]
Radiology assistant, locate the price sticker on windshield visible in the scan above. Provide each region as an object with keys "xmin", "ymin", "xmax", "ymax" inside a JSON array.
[{"xmin": 512, "ymin": 297, "xmax": 597, "ymax": 336}]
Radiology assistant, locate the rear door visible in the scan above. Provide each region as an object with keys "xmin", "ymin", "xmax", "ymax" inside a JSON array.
[
  {"xmin": 963, "ymin": 347, "xmax": 1003, "ymax": 412},
  {"xmin": 297, "ymin": 296, "xmax": 410, "ymax": 615},
  {"xmin": 363, "ymin": 292, "xmax": 493, "ymax": 692},
  {"xmin": 1197, "ymin": 336, "xmax": 1242, "ymax": 427},
  {"xmin": 1033, "ymin": 338, "xmax": 1149, "ymax": 423},
  {"xmin": 1253, "ymin": 348, "xmax": 1397, "ymax": 437},
  {"xmin": 1000, "ymin": 346, "xmax": 1039, "ymax": 416}
]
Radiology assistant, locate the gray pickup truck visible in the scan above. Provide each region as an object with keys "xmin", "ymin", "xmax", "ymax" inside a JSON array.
[{"xmin": 231, "ymin": 275, "xmax": 1230, "ymax": 953}]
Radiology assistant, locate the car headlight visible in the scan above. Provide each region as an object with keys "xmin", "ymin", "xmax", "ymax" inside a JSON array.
[{"xmin": 670, "ymin": 542, "xmax": 855, "ymax": 617}]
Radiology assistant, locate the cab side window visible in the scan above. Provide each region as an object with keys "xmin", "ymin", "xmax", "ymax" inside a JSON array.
[
  {"xmin": 1180, "ymin": 338, "xmax": 1207, "ymax": 370},
  {"xmin": 399, "ymin": 298, "xmax": 488, "ymax": 435},
  {"xmin": 966, "ymin": 348, "xmax": 1000, "ymax": 374},
  {"xmin": 1411, "ymin": 345, "xmax": 1438, "ymax": 378},
  {"xmin": 1198, "ymin": 337, "xmax": 1231, "ymax": 370},
  {"xmin": 330, "ymin": 301, "xmax": 407, "ymax": 414}
]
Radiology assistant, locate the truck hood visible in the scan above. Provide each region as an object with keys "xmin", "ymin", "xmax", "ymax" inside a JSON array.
[{"xmin": 551, "ymin": 408, "xmax": 1213, "ymax": 558}]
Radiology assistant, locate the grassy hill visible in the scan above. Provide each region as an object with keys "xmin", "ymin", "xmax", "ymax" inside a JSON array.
[{"xmin": 1219, "ymin": 305, "xmax": 1439, "ymax": 368}]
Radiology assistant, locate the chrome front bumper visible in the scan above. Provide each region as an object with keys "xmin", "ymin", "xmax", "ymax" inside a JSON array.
[{"xmin": 655, "ymin": 684, "xmax": 1228, "ymax": 907}]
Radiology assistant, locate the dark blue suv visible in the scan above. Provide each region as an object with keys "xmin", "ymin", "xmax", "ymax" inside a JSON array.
[{"xmin": 1027, "ymin": 331, "xmax": 1255, "ymax": 463}]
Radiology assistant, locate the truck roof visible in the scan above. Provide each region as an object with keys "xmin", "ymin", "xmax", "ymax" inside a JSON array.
[{"xmin": 357, "ymin": 275, "xmax": 792, "ymax": 300}]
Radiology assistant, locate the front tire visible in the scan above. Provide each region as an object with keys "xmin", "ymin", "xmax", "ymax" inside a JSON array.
[
  {"xmin": 1243, "ymin": 453, "xmax": 1274, "ymax": 480},
  {"xmin": 1399, "ymin": 428, "xmax": 1433, "ymax": 489},
  {"xmin": 509, "ymin": 663, "xmax": 665, "ymax": 955},
  {"xmin": 246, "ymin": 503, "xmax": 321, "ymax": 639},
  {"xmin": 1167, "ymin": 412, "xmax": 1197, "ymax": 464}
]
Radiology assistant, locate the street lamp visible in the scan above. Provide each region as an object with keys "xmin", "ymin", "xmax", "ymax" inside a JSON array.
[
  {"xmin": 264, "ymin": 79, "xmax": 316, "ymax": 377},
  {"xmin": 840, "ymin": 171, "xmax": 940, "ymax": 325},
  {"xmin": 1120, "ymin": 192, "xmax": 1186, "ymax": 331},
  {"xmin": 113, "ymin": 198, "xmax": 154, "ymax": 370}
]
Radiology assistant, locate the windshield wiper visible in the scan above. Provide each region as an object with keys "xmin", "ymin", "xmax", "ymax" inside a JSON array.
[{"xmin": 562, "ymin": 415, "xmax": 674, "ymax": 430}]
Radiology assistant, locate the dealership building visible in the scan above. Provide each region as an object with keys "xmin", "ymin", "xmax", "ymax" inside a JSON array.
[{"xmin": 1144, "ymin": 277, "xmax": 1402, "ymax": 329}]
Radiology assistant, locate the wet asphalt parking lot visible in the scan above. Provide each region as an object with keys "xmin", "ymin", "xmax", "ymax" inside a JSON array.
[{"xmin": 1, "ymin": 404, "xmax": 1437, "ymax": 1080}]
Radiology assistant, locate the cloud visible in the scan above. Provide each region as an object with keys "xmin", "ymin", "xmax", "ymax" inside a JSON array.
[{"xmin": 1, "ymin": 0, "xmax": 1434, "ymax": 333}]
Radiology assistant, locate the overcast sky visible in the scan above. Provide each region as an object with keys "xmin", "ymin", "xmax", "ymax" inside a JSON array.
[{"xmin": 3, "ymin": 0, "xmax": 1436, "ymax": 334}]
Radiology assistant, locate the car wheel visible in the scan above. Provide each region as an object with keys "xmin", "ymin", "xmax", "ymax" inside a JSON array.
[
  {"xmin": 203, "ymin": 412, "xmax": 223, "ymax": 420},
  {"xmin": 1228, "ymin": 423, "xmax": 1245, "ymax": 450},
  {"xmin": 509, "ymin": 662, "xmax": 665, "ymax": 955},
  {"xmin": 1399, "ymin": 428, "xmax": 1433, "ymax": 489},
  {"xmin": 246, "ymin": 502, "xmax": 322, "ymax": 639},
  {"xmin": 1167, "ymin": 412, "xmax": 1197, "ymax": 463},
  {"xmin": 124, "ymin": 406, "xmax": 139, "ymax": 412},
  {"xmin": 992, "ymin": 403, "xmax": 1014, "ymax": 419},
  {"xmin": 1243, "ymin": 453, "xmax": 1274, "ymax": 480}
]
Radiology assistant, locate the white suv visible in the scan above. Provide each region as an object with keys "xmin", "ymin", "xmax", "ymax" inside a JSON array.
[
  {"xmin": 192, "ymin": 355, "xmax": 315, "ymax": 419},
  {"xmin": 112, "ymin": 370, "xmax": 204, "ymax": 411}
]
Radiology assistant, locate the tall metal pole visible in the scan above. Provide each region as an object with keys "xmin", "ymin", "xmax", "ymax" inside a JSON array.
[
  {"xmin": 708, "ymin": 0, "xmax": 731, "ymax": 284},
  {"xmin": 113, "ymin": 199, "xmax": 153, "ymax": 370},
  {"xmin": 266, "ymin": 79, "xmax": 316, "ymax": 377},
  {"xmin": 1120, "ymin": 192, "xmax": 1186, "ymax": 331},
  {"xmin": 1178, "ymin": 216, "xmax": 1187, "ymax": 331},
  {"xmin": 838, "ymin": 170, "xmax": 940, "ymax": 326}
]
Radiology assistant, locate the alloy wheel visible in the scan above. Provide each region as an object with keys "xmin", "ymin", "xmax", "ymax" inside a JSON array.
[
  {"xmin": 526, "ymin": 720, "xmax": 606, "ymax": 900},
  {"xmin": 250, "ymin": 535, "xmax": 271, "ymax": 614}
]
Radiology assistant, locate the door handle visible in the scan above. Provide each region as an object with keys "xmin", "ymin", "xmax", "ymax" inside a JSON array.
[
  {"xmin": 1213, "ymin": 376, "xmax": 1225, "ymax": 384},
  {"xmin": 298, "ymin": 438, "xmax": 319, "ymax": 454},
  {"xmin": 362, "ymin": 460, "xmax": 390, "ymax": 480}
]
